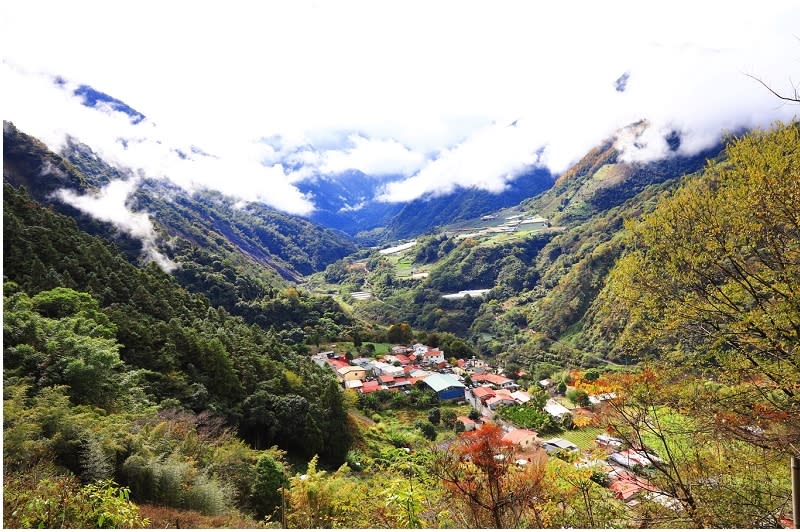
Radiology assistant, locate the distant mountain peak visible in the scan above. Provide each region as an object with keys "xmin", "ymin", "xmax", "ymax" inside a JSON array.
[{"xmin": 68, "ymin": 82, "xmax": 146, "ymax": 124}]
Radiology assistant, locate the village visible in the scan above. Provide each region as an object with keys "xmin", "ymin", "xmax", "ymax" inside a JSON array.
[{"xmin": 311, "ymin": 343, "xmax": 679, "ymax": 511}]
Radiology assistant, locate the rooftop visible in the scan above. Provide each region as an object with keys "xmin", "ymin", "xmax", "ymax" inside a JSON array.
[
  {"xmin": 502, "ymin": 429, "xmax": 538, "ymax": 445},
  {"xmin": 423, "ymin": 373, "xmax": 465, "ymax": 393}
]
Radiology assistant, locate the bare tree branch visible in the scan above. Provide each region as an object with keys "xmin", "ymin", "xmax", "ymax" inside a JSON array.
[{"xmin": 746, "ymin": 74, "xmax": 800, "ymax": 103}]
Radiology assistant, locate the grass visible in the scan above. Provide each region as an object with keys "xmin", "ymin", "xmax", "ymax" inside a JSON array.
[
  {"xmin": 315, "ymin": 342, "xmax": 394, "ymax": 355},
  {"xmin": 553, "ymin": 426, "xmax": 605, "ymax": 451}
]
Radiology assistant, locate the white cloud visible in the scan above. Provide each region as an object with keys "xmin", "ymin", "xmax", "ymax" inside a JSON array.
[
  {"xmin": 318, "ymin": 135, "xmax": 428, "ymax": 176},
  {"xmin": 2, "ymin": 63, "xmax": 316, "ymax": 215},
  {"xmin": 55, "ymin": 178, "xmax": 178, "ymax": 271},
  {"xmin": 3, "ymin": 0, "xmax": 799, "ymax": 206},
  {"xmin": 378, "ymin": 120, "xmax": 543, "ymax": 202}
]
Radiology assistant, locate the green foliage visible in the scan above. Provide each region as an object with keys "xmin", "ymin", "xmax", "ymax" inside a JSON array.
[
  {"xmin": 416, "ymin": 421, "xmax": 438, "ymax": 441},
  {"xmin": 4, "ymin": 468, "xmax": 149, "ymax": 529},
  {"xmin": 497, "ymin": 404, "xmax": 560, "ymax": 434},
  {"xmin": 250, "ymin": 454, "xmax": 286, "ymax": 519},
  {"xmin": 566, "ymin": 388, "xmax": 590, "ymax": 407},
  {"xmin": 441, "ymin": 409, "xmax": 457, "ymax": 428},
  {"xmin": 603, "ymin": 122, "xmax": 800, "ymax": 446},
  {"xmin": 386, "ymin": 322, "xmax": 412, "ymax": 344}
]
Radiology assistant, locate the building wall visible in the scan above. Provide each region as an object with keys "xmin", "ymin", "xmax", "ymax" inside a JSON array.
[
  {"xmin": 341, "ymin": 369, "xmax": 367, "ymax": 381},
  {"xmin": 438, "ymin": 387, "xmax": 466, "ymax": 401}
]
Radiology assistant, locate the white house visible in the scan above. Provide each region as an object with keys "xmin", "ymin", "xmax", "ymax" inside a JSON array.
[
  {"xmin": 510, "ymin": 391, "xmax": 531, "ymax": 404},
  {"xmin": 420, "ymin": 349, "xmax": 445, "ymax": 365},
  {"xmin": 544, "ymin": 398, "xmax": 571, "ymax": 419},
  {"xmin": 542, "ymin": 437, "xmax": 579, "ymax": 454},
  {"xmin": 412, "ymin": 343, "xmax": 429, "ymax": 356},
  {"xmin": 373, "ymin": 361, "xmax": 405, "ymax": 377},
  {"xmin": 589, "ymin": 392, "xmax": 618, "ymax": 405}
]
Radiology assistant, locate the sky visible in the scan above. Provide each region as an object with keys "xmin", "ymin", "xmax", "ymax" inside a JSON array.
[{"xmin": 3, "ymin": 0, "xmax": 800, "ymax": 219}]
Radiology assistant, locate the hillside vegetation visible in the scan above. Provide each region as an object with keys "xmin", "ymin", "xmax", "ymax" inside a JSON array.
[
  {"xmin": 313, "ymin": 128, "xmax": 722, "ymax": 371},
  {"xmin": 3, "ymin": 122, "xmax": 797, "ymax": 528},
  {"xmin": 4, "ymin": 122, "xmax": 357, "ymax": 322}
]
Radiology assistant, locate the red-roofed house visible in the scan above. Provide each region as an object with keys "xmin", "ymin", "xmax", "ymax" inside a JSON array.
[
  {"xmin": 486, "ymin": 395, "xmax": 516, "ymax": 410},
  {"xmin": 501, "ymin": 429, "xmax": 538, "ymax": 450},
  {"xmin": 326, "ymin": 358, "xmax": 349, "ymax": 371},
  {"xmin": 378, "ymin": 374, "xmax": 395, "ymax": 385},
  {"xmin": 467, "ymin": 386, "xmax": 495, "ymax": 411},
  {"xmin": 493, "ymin": 389, "xmax": 514, "ymax": 400},
  {"xmin": 471, "ymin": 373, "xmax": 516, "ymax": 389},
  {"xmin": 609, "ymin": 473, "xmax": 656, "ymax": 503},
  {"xmin": 472, "ymin": 386, "xmax": 496, "ymax": 400},
  {"xmin": 456, "ymin": 416, "xmax": 477, "ymax": 431},
  {"xmin": 457, "ymin": 359, "xmax": 466, "ymax": 368},
  {"xmin": 361, "ymin": 381, "xmax": 380, "ymax": 393},
  {"xmin": 394, "ymin": 354, "xmax": 411, "ymax": 365}
]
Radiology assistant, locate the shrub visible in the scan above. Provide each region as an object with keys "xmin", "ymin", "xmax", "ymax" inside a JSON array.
[
  {"xmin": 4, "ymin": 469, "xmax": 149, "ymax": 529},
  {"xmin": 416, "ymin": 422, "xmax": 437, "ymax": 441},
  {"xmin": 184, "ymin": 476, "xmax": 228, "ymax": 515},
  {"xmin": 250, "ymin": 454, "xmax": 286, "ymax": 520}
]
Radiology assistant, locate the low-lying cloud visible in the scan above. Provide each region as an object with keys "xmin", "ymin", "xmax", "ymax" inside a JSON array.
[
  {"xmin": 55, "ymin": 178, "xmax": 178, "ymax": 272},
  {"xmin": 4, "ymin": 1, "xmax": 799, "ymax": 210}
]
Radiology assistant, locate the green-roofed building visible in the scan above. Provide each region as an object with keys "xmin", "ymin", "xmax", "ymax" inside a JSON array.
[{"xmin": 423, "ymin": 373, "xmax": 466, "ymax": 401}]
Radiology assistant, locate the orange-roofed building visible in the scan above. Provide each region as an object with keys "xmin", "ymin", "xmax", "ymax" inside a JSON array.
[
  {"xmin": 609, "ymin": 473, "xmax": 657, "ymax": 503},
  {"xmin": 456, "ymin": 415, "xmax": 477, "ymax": 431},
  {"xmin": 472, "ymin": 386, "xmax": 496, "ymax": 401},
  {"xmin": 361, "ymin": 381, "xmax": 380, "ymax": 393},
  {"xmin": 471, "ymin": 373, "xmax": 515, "ymax": 388},
  {"xmin": 501, "ymin": 429, "xmax": 538, "ymax": 450}
]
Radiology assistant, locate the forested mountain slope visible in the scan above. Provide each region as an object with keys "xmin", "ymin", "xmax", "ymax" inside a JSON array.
[
  {"xmin": 316, "ymin": 128, "xmax": 725, "ymax": 371},
  {"xmin": 4, "ymin": 121, "xmax": 357, "ymax": 321},
  {"xmin": 381, "ymin": 166, "xmax": 554, "ymax": 241}
]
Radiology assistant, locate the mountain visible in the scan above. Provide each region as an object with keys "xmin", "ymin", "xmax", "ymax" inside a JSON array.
[
  {"xmin": 295, "ymin": 170, "xmax": 405, "ymax": 239},
  {"xmin": 382, "ymin": 166, "xmax": 554, "ymax": 240},
  {"xmin": 63, "ymin": 79, "xmax": 146, "ymax": 124},
  {"xmin": 311, "ymin": 126, "xmax": 725, "ymax": 370},
  {"xmin": 295, "ymin": 167, "xmax": 555, "ymax": 244},
  {"xmin": 3, "ymin": 121, "xmax": 358, "ymax": 321}
]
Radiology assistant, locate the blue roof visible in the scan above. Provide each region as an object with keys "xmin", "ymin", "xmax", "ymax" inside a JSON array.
[{"xmin": 423, "ymin": 373, "xmax": 465, "ymax": 393}]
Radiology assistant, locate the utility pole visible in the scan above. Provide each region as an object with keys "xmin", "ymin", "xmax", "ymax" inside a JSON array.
[
  {"xmin": 281, "ymin": 484, "xmax": 287, "ymax": 529},
  {"xmin": 792, "ymin": 455, "xmax": 799, "ymax": 528}
]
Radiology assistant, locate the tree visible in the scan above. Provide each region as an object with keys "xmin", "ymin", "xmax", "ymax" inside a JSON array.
[
  {"xmin": 599, "ymin": 367, "xmax": 792, "ymax": 528},
  {"xmin": 566, "ymin": 388, "xmax": 590, "ymax": 408},
  {"xmin": 251, "ymin": 454, "xmax": 286, "ymax": 520},
  {"xmin": 432, "ymin": 423, "xmax": 548, "ymax": 528},
  {"xmin": 441, "ymin": 410, "xmax": 457, "ymax": 429},
  {"xmin": 387, "ymin": 323, "xmax": 412, "ymax": 344},
  {"xmin": 417, "ymin": 422, "xmax": 437, "ymax": 441},
  {"xmin": 584, "ymin": 368, "xmax": 601, "ymax": 382},
  {"xmin": 428, "ymin": 407, "xmax": 441, "ymax": 425},
  {"xmin": 605, "ymin": 123, "xmax": 800, "ymax": 454},
  {"xmin": 284, "ymin": 457, "xmax": 359, "ymax": 528}
]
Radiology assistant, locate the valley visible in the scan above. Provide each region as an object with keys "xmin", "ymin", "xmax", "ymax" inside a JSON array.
[{"xmin": 3, "ymin": 120, "xmax": 799, "ymax": 529}]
